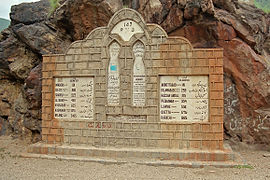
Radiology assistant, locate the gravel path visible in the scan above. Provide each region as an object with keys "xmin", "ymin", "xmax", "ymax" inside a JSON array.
[{"xmin": 0, "ymin": 136, "xmax": 270, "ymax": 180}]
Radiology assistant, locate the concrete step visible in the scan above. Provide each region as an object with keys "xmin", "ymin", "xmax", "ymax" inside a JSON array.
[
  {"xmin": 21, "ymin": 142, "xmax": 246, "ymax": 167},
  {"xmin": 21, "ymin": 152, "xmax": 244, "ymax": 168}
]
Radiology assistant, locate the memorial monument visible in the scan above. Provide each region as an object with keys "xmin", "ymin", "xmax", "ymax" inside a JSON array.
[{"xmin": 27, "ymin": 8, "xmax": 238, "ymax": 167}]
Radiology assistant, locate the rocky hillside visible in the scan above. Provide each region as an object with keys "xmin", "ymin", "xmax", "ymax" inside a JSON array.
[{"xmin": 0, "ymin": 0, "xmax": 269, "ymax": 145}]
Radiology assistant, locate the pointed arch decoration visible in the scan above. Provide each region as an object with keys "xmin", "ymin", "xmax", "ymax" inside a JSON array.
[{"xmin": 107, "ymin": 41, "xmax": 121, "ymax": 105}]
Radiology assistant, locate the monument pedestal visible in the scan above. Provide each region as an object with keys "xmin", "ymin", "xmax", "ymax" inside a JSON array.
[
  {"xmin": 26, "ymin": 8, "xmax": 243, "ymax": 167},
  {"xmin": 23, "ymin": 142, "xmax": 244, "ymax": 168}
]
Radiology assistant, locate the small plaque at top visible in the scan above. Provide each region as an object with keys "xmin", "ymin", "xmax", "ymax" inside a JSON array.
[{"xmin": 111, "ymin": 20, "xmax": 143, "ymax": 41}]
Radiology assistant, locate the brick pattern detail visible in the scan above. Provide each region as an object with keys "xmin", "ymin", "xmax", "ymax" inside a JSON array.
[
  {"xmin": 42, "ymin": 9, "xmax": 224, "ymax": 150},
  {"xmin": 42, "ymin": 56, "xmax": 64, "ymax": 144}
]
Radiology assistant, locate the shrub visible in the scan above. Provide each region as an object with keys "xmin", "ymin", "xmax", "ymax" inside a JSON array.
[
  {"xmin": 49, "ymin": 0, "xmax": 60, "ymax": 16},
  {"xmin": 254, "ymin": 0, "xmax": 270, "ymax": 13}
]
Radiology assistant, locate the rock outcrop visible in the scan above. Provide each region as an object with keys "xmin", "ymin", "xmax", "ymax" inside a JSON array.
[
  {"xmin": 0, "ymin": 0, "xmax": 269, "ymax": 145},
  {"xmin": 0, "ymin": 0, "xmax": 72, "ymax": 141},
  {"xmin": 51, "ymin": 0, "xmax": 123, "ymax": 40}
]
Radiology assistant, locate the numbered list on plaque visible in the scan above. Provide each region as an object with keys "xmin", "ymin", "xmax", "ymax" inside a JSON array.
[
  {"xmin": 160, "ymin": 76, "xmax": 209, "ymax": 122},
  {"xmin": 54, "ymin": 77, "xmax": 94, "ymax": 119}
]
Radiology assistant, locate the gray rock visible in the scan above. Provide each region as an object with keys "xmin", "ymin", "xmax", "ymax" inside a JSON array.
[
  {"xmin": 24, "ymin": 64, "xmax": 42, "ymax": 110},
  {"xmin": 10, "ymin": 0, "xmax": 50, "ymax": 25},
  {"xmin": 12, "ymin": 23, "xmax": 71, "ymax": 55}
]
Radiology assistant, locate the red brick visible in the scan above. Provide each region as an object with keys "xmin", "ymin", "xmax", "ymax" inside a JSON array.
[
  {"xmin": 41, "ymin": 147, "xmax": 48, "ymax": 154},
  {"xmin": 50, "ymin": 128, "xmax": 59, "ymax": 135},
  {"xmin": 47, "ymin": 135, "xmax": 56, "ymax": 143},
  {"xmin": 42, "ymin": 128, "xmax": 49, "ymax": 135},
  {"xmin": 51, "ymin": 120, "xmax": 59, "ymax": 127},
  {"xmin": 202, "ymin": 124, "xmax": 210, "ymax": 132},
  {"xmin": 190, "ymin": 141, "xmax": 201, "ymax": 149},
  {"xmin": 42, "ymin": 120, "xmax": 51, "ymax": 128},
  {"xmin": 210, "ymin": 74, "xmax": 223, "ymax": 82}
]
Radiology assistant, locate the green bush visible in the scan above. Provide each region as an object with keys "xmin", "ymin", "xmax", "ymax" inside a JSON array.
[
  {"xmin": 254, "ymin": 0, "xmax": 270, "ymax": 13},
  {"xmin": 49, "ymin": 0, "xmax": 60, "ymax": 16}
]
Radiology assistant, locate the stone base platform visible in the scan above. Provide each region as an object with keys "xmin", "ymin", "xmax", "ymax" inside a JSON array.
[{"xmin": 22, "ymin": 143, "xmax": 245, "ymax": 168}]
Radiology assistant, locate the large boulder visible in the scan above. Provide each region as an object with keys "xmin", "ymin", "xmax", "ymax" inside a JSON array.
[
  {"xmin": 51, "ymin": 0, "xmax": 123, "ymax": 40},
  {"xmin": 10, "ymin": 0, "xmax": 50, "ymax": 25},
  {"xmin": 11, "ymin": 22, "xmax": 71, "ymax": 55},
  {"xmin": 221, "ymin": 38, "xmax": 270, "ymax": 144},
  {"xmin": 0, "ymin": 0, "xmax": 70, "ymax": 141},
  {"xmin": 0, "ymin": 29, "xmax": 39, "ymax": 80}
]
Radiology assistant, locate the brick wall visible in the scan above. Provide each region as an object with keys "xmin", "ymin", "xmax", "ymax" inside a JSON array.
[{"xmin": 42, "ymin": 9, "xmax": 224, "ymax": 150}]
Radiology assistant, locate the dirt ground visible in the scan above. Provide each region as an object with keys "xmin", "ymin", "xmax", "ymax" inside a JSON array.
[{"xmin": 0, "ymin": 136, "xmax": 270, "ymax": 180}]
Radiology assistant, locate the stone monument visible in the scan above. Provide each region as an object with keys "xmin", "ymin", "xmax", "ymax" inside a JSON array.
[{"xmin": 27, "ymin": 8, "xmax": 238, "ymax": 167}]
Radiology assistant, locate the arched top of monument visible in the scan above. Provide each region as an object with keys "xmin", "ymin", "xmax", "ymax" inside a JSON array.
[
  {"xmin": 65, "ymin": 8, "xmax": 194, "ymax": 55},
  {"xmin": 167, "ymin": 36, "xmax": 193, "ymax": 50}
]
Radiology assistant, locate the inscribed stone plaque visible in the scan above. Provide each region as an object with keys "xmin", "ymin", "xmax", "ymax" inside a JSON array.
[
  {"xmin": 132, "ymin": 41, "xmax": 146, "ymax": 106},
  {"xmin": 111, "ymin": 20, "xmax": 144, "ymax": 41},
  {"xmin": 54, "ymin": 77, "xmax": 94, "ymax": 119},
  {"xmin": 108, "ymin": 42, "xmax": 121, "ymax": 105},
  {"xmin": 160, "ymin": 76, "xmax": 208, "ymax": 122}
]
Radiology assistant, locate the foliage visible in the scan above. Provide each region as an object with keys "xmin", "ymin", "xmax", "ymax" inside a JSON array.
[
  {"xmin": 254, "ymin": 0, "xmax": 270, "ymax": 13},
  {"xmin": 234, "ymin": 164, "xmax": 254, "ymax": 169},
  {"xmin": 49, "ymin": 0, "xmax": 60, "ymax": 16}
]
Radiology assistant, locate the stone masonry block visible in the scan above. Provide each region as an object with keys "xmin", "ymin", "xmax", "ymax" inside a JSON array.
[
  {"xmin": 42, "ymin": 120, "xmax": 51, "ymax": 128},
  {"xmin": 211, "ymin": 82, "xmax": 223, "ymax": 91},
  {"xmin": 158, "ymin": 67, "xmax": 167, "ymax": 74},
  {"xmin": 122, "ymin": 123, "xmax": 132, "ymax": 130},
  {"xmin": 148, "ymin": 139, "xmax": 158, "ymax": 148},
  {"xmin": 158, "ymin": 139, "xmax": 170, "ymax": 149},
  {"xmin": 210, "ymin": 74, "xmax": 223, "ymax": 82},
  {"xmin": 56, "ymin": 63, "xmax": 67, "ymax": 70},
  {"xmin": 174, "ymin": 131, "xmax": 183, "ymax": 138},
  {"xmin": 41, "ymin": 85, "xmax": 51, "ymax": 93},
  {"xmin": 184, "ymin": 132, "xmax": 192, "ymax": 139},
  {"xmin": 210, "ymin": 107, "xmax": 224, "ymax": 116},
  {"xmin": 42, "ymin": 78, "xmax": 52, "ymax": 86},
  {"xmin": 42, "ymin": 99, "xmax": 52, "ymax": 106},
  {"xmin": 167, "ymin": 67, "xmax": 181, "ymax": 74},
  {"xmin": 210, "ymin": 91, "xmax": 223, "ymax": 99},
  {"xmin": 161, "ymin": 132, "xmax": 174, "ymax": 138},
  {"xmin": 210, "ymin": 115, "xmax": 223, "ymax": 123},
  {"xmin": 171, "ymin": 139, "xmax": 180, "ymax": 149},
  {"xmin": 74, "ymin": 62, "xmax": 88, "ymax": 69},
  {"xmin": 70, "ymin": 136, "xmax": 81, "ymax": 144},
  {"xmin": 95, "ymin": 105, "xmax": 106, "ymax": 114},
  {"xmin": 107, "ymin": 106, "xmax": 122, "ymax": 115},
  {"xmin": 42, "ymin": 128, "xmax": 49, "ymax": 135},
  {"xmin": 42, "ymin": 113, "xmax": 50, "ymax": 121},
  {"xmin": 147, "ymin": 115, "xmax": 158, "ymax": 122},
  {"xmin": 96, "ymin": 113, "xmax": 106, "ymax": 121}
]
